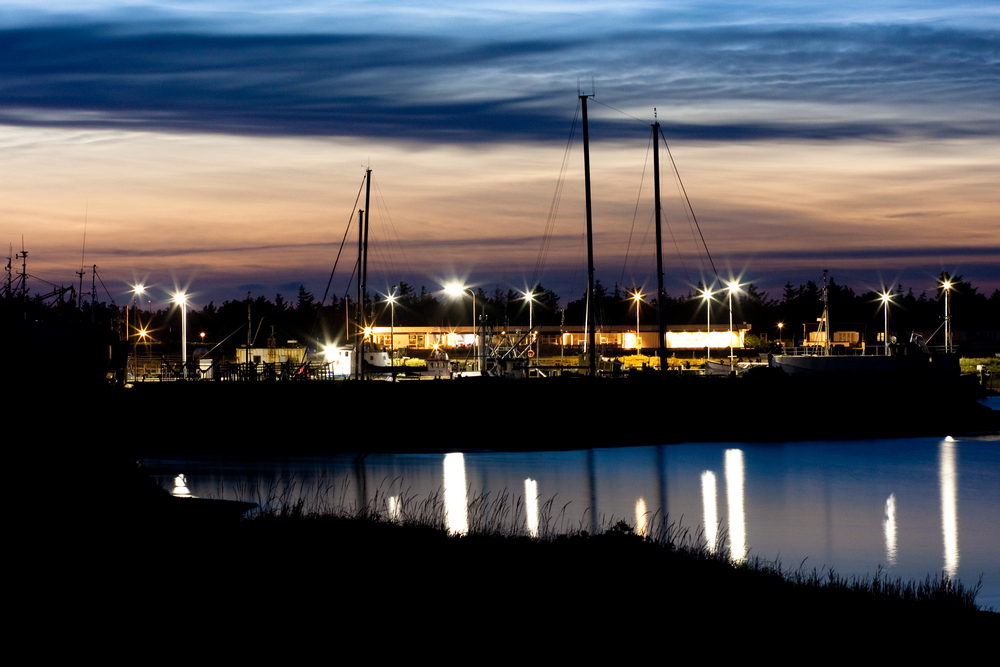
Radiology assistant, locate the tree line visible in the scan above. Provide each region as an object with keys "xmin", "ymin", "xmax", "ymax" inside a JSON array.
[{"xmin": 4, "ymin": 275, "xmax": 997, "ymax": 355}]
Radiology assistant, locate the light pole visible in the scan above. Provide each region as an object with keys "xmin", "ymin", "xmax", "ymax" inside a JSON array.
[
  {"xmin": 631, "ymin": 290, "xmax": 643, "ymax": 352},
  {"xmin": 131, "ymin": 284, "xmax": 145, "ymax": 379},
  {"xmin": 386, "ymin": 288, "xmax": 397, "ymax": 382},
  {"xmin": 446, "ymin": 283, "xmax": 478, "ymax": 372},
  {"xmin": 777, "ymin": 322, "xmax": 784, "ymax": 348},
  {"xmin": 880, "ymin": 291, "xmax": 893, "ymax": 356},
  {"xmin": 523, "ymin": 290, "xmax": 536, "ymax": 375},
  {"xmin": 941, "ymin": 278, "xmax": 952, "ymax": 353},
  {"xmin": 172, "ymin": 292, "xmax": 188, "ymax": 379},
  {"xmin": 701, "ymin": 288, "xmax": 714, "ymax": 362},
  {"xmin": 727, "ymin": 281, "xmax": 740, "ymax": 375}
]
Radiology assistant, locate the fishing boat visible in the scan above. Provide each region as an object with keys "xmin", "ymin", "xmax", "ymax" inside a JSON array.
[{"xmin": 767, "ymin": 272, "xmax": 959, "ymax": 378}]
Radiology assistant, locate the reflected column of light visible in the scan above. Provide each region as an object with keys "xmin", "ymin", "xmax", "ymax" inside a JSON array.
[
  {"xmin": 884, "ymin": 493, "xmax": 897, "ymax": 566},
  {"xmin": 725, "ymin": 449, "xmax": 746, "ymax": 563},
  {"xmin": 388, "ymin": 496, "xmax": 401, "ymax": 522},
  {"xmin": 939, "ymin": 439, "xmax": 959, "ymax": 577},
  {"xmin": 635, "ymin": 498, "xmax": 647, "ymax": 537},
  {"xmin": 701, "ymin": 471, "xmax": 718, "ymax": 553},
  {"xmin": 172, "ymin": 473, "xmax": 192, "ymax": 498},
  {"xmin": 444, "ymin": 453, "xmax": 468, "ymax": 536},
  {"xmin": 525, "ymin": 478, "xmax": 539, "ymax": 538}
]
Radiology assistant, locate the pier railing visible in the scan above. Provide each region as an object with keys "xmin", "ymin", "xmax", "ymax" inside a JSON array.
[{"xmin": 127, "ymin": 355, "xmax": 338, "ymax": 382}]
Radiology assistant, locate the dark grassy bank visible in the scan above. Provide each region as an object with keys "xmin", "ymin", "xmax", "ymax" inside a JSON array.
[{"xmin": 85, "ymin": 464, "xmax": 994, "ymax": 632}]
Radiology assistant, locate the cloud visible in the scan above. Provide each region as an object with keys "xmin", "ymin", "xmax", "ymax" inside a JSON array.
[{"xmin": 1, "ymin": 19, "xmax": 997, "ymax": 142}]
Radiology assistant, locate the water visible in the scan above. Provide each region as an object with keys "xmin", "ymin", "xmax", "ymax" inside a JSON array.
[{"xmin": 145, "ymin": 434, "xmax": 1000, "ymax": 610}]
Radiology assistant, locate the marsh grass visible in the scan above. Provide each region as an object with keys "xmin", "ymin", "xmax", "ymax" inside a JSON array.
[{"xmin": 214, "ymin": 477, "xmax": 987, "ymax": 613}]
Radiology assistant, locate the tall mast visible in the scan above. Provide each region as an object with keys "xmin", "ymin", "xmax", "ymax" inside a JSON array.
[
  {"xmin": 355, "ymin": 207, "xmax": 364, "ymax": 379},
  {"xmin": 18, "ymin": 246, "xmax": 27, "ymax": 321},
  {"xmin": 361, "ymin": 169, "xmax": 373, "ymax": 380},
  {"xmin": 580, "ymin": 93, "xmax": 597, "ymax": 378},
  {"xmin": 362, "ymin": 167, "xmax": 372, "ymax": 330},
  {"xmin": 246, "ymin": 291, "xmax": 252, "ymax": 363},
  {"xmin": 91, "ymin": 264, "xmax": 97, "ymax": 323},
  {"xmin": 652, "ymin": 113, "xmax": 666, "ymax": 365},
  {"xmin": 821, "ymin": 269, "xmax": 830, "ymax": 357}
]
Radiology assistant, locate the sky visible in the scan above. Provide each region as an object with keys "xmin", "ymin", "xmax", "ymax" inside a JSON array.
[{"xmin": 2, "ymin": 1, "xmax": 998, "ymax": 311}]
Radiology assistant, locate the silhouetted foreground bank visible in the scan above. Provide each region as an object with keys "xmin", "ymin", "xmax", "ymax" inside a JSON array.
[{"xmin": 76, "ymin": 465, "xmax": 994, "ymax": 646}]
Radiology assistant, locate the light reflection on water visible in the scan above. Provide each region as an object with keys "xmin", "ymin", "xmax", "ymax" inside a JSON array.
[{"xmin": 146, "ymin": 436, "xmax": 1000, "ymax": 610}]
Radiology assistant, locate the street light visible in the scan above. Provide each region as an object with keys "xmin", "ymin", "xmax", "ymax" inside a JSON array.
[
  {"xmin": 727, "ymin": 281, "xmax": 740, "ymax": 375},
  {"xmin": 173, "ymin": 292, "xmax": 188, "ymax": 379},
  {"xmin": 941, "ymin": 278, "xmax": 952, "ymax": 354},
  {"xmin": 701, "ymin": 288, "xmax": 714, "ymax": 362},
  {"xmin": 631, "ymin": 290, "xmax": 643, "ymax": 352},
  {"xmin": 445, "ymin": 283, "xmax": 478, "ymax": 372},
  {"xmin": 879, "ymin": 291, "xmax": 893, "ymax": 356},
  {"xmin": 523, "ymin": 290, "xmax": 536, "ymax": 374},
  {"xmin": 131, "ymin": 284, "xmax": 145, "ymax": 379},
  {"xmin": 777, "ymin": 322, "xmax": 784, "ymax": 348},
  {"xmin": 385, "ymin": 288, "xmax": 397, "ymax": 382}
]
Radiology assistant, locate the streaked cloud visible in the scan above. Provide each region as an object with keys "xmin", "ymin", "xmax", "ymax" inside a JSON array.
[{"xmin": 2, "ymin": 2, "xmax": 998, "ymax": 303}]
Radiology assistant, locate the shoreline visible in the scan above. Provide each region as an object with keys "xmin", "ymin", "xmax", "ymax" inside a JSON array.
[{"xmin": 107, "ymin": 372, "xmax": 998, "ymax": 458}]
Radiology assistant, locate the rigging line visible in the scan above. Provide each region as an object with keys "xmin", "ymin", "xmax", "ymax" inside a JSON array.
[
  {"xmin": 372, "ymin": 175, "xmax": 415, "ymax": 282},
  {"xmin": 25, "ymin": 274, "xmax": 60, "ymax": 290},
  {"xmin": 79, "ymin": 200, "xmax": 88, "ymax": 274},
  {"xmin": 318, "ymin": 175, "xmax": 366, "ymax": 311},
  {"xmin": 371, "ymin": 183, "xmax": 401, "ymax": 283},
  {"xmin": 531, "ymin": 99, "xmax": 580, "ymax": 288},
  {"xmin": 590, "ymin": 98, "xmax": 651, "ymax": 127},
  {"xmin": 306, "ymin": 173, "xmax": 368, "ymax": 338},
  {"xmin": 372, "ymin": 195, "xmax": 403, "ymax": 290},
  {"xmin": 660, "ymin": 128, "xmax": 718, "ymax": 280},
  {"xmin": 341, "ymin": 256, "xmax": 360, "ymax": 302},
  {"xmin": 663, "ymin": 203, "xmax": 693, "ymax": 287},
  {"xmin": 664, "ymin": 143, "xmax": 705, "ymax": 277},
  {"xmin": 628, "ymin": 210, "xmax": 655, "ymax": 287},
  {"xmin": 94, "ymin": 268, "xmax": 117, "ymax": 306},
  {"xmin": 251, "ymin": 314, "xmax": 265, "ymax": 348},
  {"xmin": 310, "ymin": 174, "xmax": 366, "ymax": 340},
  {"xmin": 204, "ymin": 323, "xmax": 247, "ymax": 357},
  {"xmin": 620, "ymin": 132, "xmax": 652, "ymax": 290}
]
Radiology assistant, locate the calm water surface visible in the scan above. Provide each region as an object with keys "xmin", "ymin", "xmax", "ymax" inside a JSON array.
[{"xmin": 146, "ymin": 434, "xmax": 1000, "ymax": 610}]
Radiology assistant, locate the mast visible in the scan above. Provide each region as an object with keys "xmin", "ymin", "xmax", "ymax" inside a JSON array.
[
  {"xmin": 18, "ymin": 246, "xmax": 28, "ymax": 321},
  {"xmin": 821, "ymin": 269, "xmax": 830, "ymax": 356},
  {"xmin": 580, "ymin": 92, "xmax": 597, "ymax": 378},
  {"xmin": 652, "ymin": 113, "xmax": 666, "ymax": 366},
  {"xmin": 246, "ymin": 291, "xmax": 252, "ymax": 364},
  {"xmin": 355, "ymin": 208, "xmax": 364, "ymax": 379},
  {"xmin": 363, "ymin": 169, "xmax": 372, "ymax": 381}
]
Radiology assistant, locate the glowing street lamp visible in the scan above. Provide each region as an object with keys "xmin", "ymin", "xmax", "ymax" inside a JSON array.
[
  {"xmin": 941, "ymin": 278, "xmax": 952, "ymax": 353},
  {"xmin": 701, "ymin": 288, "xmax": 714, "ymax": 362},
  {"xmin": 385, "ymin": 288, "xmax": 397, "ymax": 382},
  {"xmin": 131, "ymin": 284, "xmax": 146, "ymax": 379},
  {"xmin": 777, "ymin": 322, "xmax": 784, "ymax": 347},
  {"xmin": 880, "ymin": 291, "xmax": 893, "ymax": 356},
  {"xmin": 631, "ymin": 290, "xmax": 643, "ymax": 351},
  {"xmin": 727, "ymin": 281, "xmax": 740, "ymax": 375},
  {"xmin": 523, "ymin": 290, "xmax": 536, "ymax": 372},
  {"xmin": 445, "ymin": 283, "xmax": 478, "ymax": 372},
  {"xmin": 173, "ymin": 292, "xmax": 188, "ymax": 379}
]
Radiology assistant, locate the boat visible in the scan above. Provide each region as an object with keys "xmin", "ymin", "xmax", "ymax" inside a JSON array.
[{"xmin": 767, "ymin": 273, "xmax": 959, "ymax": 378}]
